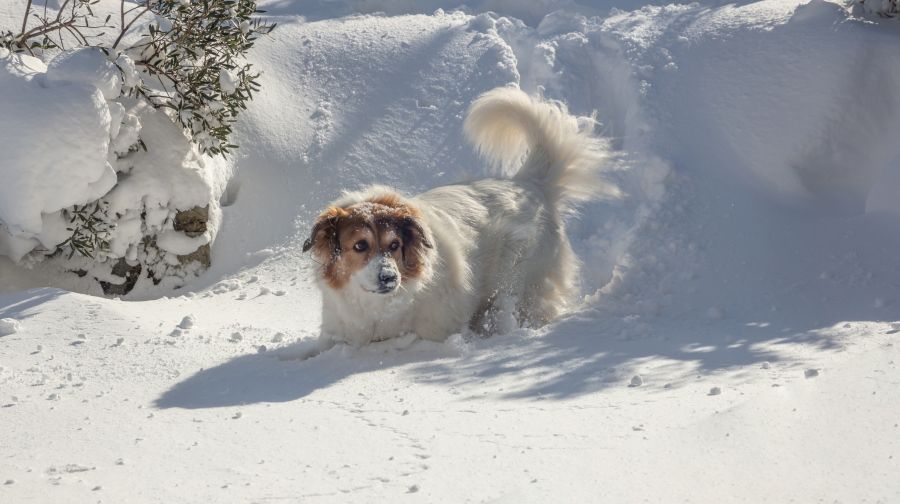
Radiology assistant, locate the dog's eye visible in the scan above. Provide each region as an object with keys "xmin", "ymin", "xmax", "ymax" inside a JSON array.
[
  {"xmin": 353, "ymin": 241, "xmax": 368, "ymax": 252},
  {"xmin": 389, "ymin": 241, "xmax": 401, "ymax": 251}
]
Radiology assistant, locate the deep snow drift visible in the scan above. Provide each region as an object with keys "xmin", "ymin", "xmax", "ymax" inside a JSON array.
[{"xmin": 2, "ymin": 0, "xmax": 900, "ymax": 502}]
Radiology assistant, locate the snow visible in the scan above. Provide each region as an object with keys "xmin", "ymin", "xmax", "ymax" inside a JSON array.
[
  {"xmin": 0, "ymin": 51, "xmax": 115, "ymax": 243},
  {"xmin": 2, "ymin": 0, "xmax": 900, "ymax": 502},
  {"xmin": 44, "ymin": 47, "xmax": 122, "ymax": 100},
  {"xmin": 156, "ymin": 229, "xmax": 212, "ymax": 255},
  {"xmin": 0, "ymin": 317, "xmax": 20, "ymax": 336},
  {"xmin": 218, "ymin": 69, "xmax": 237, "ymax": 94},
  {"xmin": 177, "ymin": 315, "xmax": 195, "ymax": 330},
  {"xmin": 0, "ymin": 38, "xmax": 228, "ymax": 291}
]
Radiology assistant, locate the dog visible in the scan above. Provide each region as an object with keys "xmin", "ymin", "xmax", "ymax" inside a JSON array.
[{"xmin": 303, "ymin": 86, "xmax": 620, "ymax": 346}]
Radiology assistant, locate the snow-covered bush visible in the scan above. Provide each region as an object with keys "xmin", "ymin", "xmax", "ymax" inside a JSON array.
[
  {"xmin": 4, "ymin": 1, "xmax": 272, "ymax": 156},
  {"xmin": 0, "ymin": 1, "xmax": 274, "ymax": 295}
]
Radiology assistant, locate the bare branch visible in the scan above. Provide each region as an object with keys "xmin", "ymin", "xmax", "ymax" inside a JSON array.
[
  {"xmin": 112, "ymin": 5, "xmax": 150, "ymax": 49},
  {"xmin": 20, "ymin": 0, "xmax": 33, "ymax": 35}
]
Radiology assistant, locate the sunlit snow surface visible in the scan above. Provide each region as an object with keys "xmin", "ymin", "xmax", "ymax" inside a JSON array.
[{"xmin": 2, "ymin": 0, "xmax": 900, "ymax": 502}]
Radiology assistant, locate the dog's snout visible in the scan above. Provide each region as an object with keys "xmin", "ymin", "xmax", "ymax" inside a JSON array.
[
  {"xmin": 374, "ymin": 267, "xmax": 399, "ymax": 294},
  {"xmin": 379, "ymin": 270, "xmax": 398, "ymax": 285}
]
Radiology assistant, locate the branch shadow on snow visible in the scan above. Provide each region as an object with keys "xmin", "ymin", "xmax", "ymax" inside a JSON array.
[
  {"xmin": 408, "ymin": 310, "xmax": 851, "ymax": 401},
  {"xmin": 154, "ymin": 306, "xmax": 854, "ymax": 409}
]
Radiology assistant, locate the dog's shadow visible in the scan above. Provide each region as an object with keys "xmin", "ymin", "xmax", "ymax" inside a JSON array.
[
  {"xmin": 153, "ymin": 334, "xmax": 460, "ymax": 409},
  {"xmin": 153, "ymin": 306, "xmax": 850, "ymax": 410}
]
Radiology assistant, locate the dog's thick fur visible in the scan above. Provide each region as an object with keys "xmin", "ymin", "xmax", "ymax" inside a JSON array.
[{"xmin": 304, "ymin": 87, "xmax": 619, "ymax": 346}]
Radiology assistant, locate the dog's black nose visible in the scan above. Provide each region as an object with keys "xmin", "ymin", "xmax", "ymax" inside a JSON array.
[{"xmin": 379, "ymin": 271, "xmax": 398, "ymax": 285}]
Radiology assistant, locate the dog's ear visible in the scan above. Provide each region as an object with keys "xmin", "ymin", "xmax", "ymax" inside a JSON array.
[
  {"xmin": 401, "ymin": 216, "xmax": 433, "ymax": 250},
  {"xmin": 303, "ymin": 207, "xmax": 348, "ymax": 258},
  {"xmin": 399, "ymin": 215, "xmax": 433, "ymax": 277}
]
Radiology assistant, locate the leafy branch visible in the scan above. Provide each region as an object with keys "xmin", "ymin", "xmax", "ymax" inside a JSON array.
[
  {"xmin": 57, "ymin": 201, "xmax": 114, "ymax": 260},
  {"xmin": 2, "ymin": 0, "xmax": 114, "ymax": 55},
  {"xmin": 3, "ymin": 0, "xmax": 275, "ymax": 156},
  {"xmin": 123, "ymin": 0, "xmax": 275, "ymax": 155}
]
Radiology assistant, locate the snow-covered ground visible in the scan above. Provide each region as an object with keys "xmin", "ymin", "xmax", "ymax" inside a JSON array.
[{"xmin": 2, "ymin": 0, "xmax": 900, "ymax": 501}]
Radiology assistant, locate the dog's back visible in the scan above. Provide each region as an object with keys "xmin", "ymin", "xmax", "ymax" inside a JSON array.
[{"xmin": 413, "ymin": 87, "xmax": 620, "ymax": 334}]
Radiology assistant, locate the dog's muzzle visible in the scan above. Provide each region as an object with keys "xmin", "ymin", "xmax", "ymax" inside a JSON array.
[{"xmin": 376, "ymin": 268, "xmax": 398, "ymax": 294}]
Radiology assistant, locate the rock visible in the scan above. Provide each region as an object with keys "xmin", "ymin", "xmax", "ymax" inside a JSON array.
[
  {"xmin": 99, "ymin": 258, "xmax": 142, "ymax": 296},
  {"xmin": 74, "ymin": 205, "xmax": 212, "ymax": 296},
  {"xmin": 174, "ymin": 206, "xmax": 209, "ymax": 237},
  {"xmin": 178, "ymin": 243, "xmax": 211, "ymax": 268}
]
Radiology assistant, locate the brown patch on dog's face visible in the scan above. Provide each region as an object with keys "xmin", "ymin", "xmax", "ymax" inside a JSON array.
[{"xmin": 304, "ymin": 197, "xmax": 432, "ymax": 291}]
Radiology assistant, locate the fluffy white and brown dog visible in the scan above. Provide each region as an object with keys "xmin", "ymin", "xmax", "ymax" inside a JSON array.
[{"xmin": 303, "ymin": 86, "xmax": 619, "ymax": 347}]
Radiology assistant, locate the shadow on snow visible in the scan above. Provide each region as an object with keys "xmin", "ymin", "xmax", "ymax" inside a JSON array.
[
  {"xmin": 0, "ymin": 288, "xmax": 66, "ymax": 321},
  {"xmin": 154, "ymin": 305, "xmax": 854, "ymax": 410}
]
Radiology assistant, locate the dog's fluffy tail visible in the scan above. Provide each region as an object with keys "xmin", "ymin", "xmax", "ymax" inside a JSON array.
[{"xmin": 463, "ymin": 86, "xmax": 621, "ymax": 212}]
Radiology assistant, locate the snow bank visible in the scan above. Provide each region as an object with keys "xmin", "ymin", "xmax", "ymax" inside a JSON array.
[
  {"xmin": 0, "ymin": 44, "xmax": 229, "ymax": 294},
  {"xmin": 0, "ymin": 50, "xmax": 116, "ymax": 255},
  {"xmin": 193, "ymin": 0, "xmax": 900, "ymax": 308},
  {"xmin": 278, "ymin": 0, "xmax": 648, "ymax": 25},
  {"xmin": 620, "ymin": 0, "xmax": 900, "ymax": 214}
]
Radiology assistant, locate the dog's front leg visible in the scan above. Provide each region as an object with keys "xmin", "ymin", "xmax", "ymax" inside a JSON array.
[{"xmin": 275, "ymin": 334, "xmax": 337, "ymax": 361}]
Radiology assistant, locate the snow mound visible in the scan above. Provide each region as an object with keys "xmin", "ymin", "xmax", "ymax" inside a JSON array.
[
  {"xmin": 45, "ymin": 47, "xmax": 122, "ymax": 100},
  {"xmin": 0, "ymin": 51, "xmax": 116, "ymax": 251},
  {"xmin": 0, "ymin": 45, "xmax": 229, "ymax": 295},
  {"xmin": 0, "ymin": 317, "xmax": 20, "ymax": 336},
  {"xmin": 635, "ymin": 0, "xmax": 900, "ymax": 213}
]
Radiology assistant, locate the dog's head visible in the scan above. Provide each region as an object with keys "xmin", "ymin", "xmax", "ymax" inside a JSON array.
[{"xmin": 303, "ymin": 194, "xmax": 433, "ymax": 295}]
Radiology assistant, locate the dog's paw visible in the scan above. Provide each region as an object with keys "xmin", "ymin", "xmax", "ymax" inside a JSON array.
[{"xmin": 274, "ymin": 336, "xmax": 336, "ymax": 361}]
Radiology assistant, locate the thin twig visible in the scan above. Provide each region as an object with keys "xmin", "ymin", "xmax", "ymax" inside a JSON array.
[
  {"xmin": 112, "ymin": 5, "xmax": 150, "ymax": 49},
  {"xmin": 19, "ymin": 18, "xmax": 78, "ymax": 44},
  {"xmin": 63, "ymin": 24, "xmax": 87, "ymax": 45},
  {"xmin": 55, "ymin": 0, "xmax": 72, "ymax": 24},
  {"xmin": 119, "ymin": 0, "xmax": 125, "ymax": 43},
  {"xmin": 20, "ymin": 0, "xmax": 33, "ymax": 34}
]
